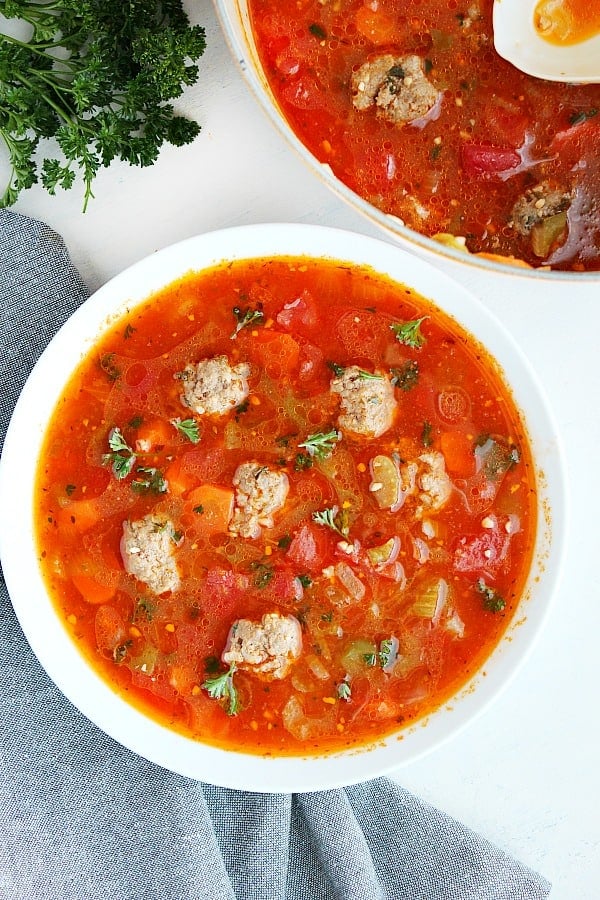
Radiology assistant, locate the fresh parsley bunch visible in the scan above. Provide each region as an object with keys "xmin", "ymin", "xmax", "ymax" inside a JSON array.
[{"xmin": 0, "ymin": 0, "xmax": 206, "ymax": 208}]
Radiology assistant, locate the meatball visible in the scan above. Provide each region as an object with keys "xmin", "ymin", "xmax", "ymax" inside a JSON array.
[
  {"xmin": 417, "ymin": 451, "xmax": 452, "ymax": 515},
  {"xmin": 351, "ymin": 54, "xmax": 440, "ymax": 125},
  {"xmin": 179, "ymin": 355, "xmax": 250, "ymax": 416},
  {"xmin": 511, "ymin": 182, "xmax": 572, "ymax": 236},
  {"xmin": 120, "ymin": 514, "xmax": 181, "ymax": 594},
  {"xmin": 222, "ymin": 612, "xmax": 302, "ymax": 679},
  {"xmin": 229, "ymin": 462, "xmax": 289, "ymax": 539},
  {"xmin": 330, "ymin": 366, "xmax": 397, "ymax": 438}
]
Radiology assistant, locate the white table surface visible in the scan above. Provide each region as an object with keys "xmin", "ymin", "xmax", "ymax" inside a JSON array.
[{"xmin": 11, "ymin": 1, "xmax": 600, "ymax": 895}]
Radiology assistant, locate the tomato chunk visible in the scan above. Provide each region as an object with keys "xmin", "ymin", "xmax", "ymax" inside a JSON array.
[
  {"xmin": 286, "ymin": 523, "xmax": 330, "ymax": 574},
  {"xmin": 460, "ymin": 142, "xmax": 521, "ymax": 177},
  {"xmin": 453, "ymin": 527, "xmax": 511, "ymax": 572}
]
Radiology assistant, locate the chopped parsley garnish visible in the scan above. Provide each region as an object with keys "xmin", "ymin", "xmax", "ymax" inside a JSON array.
[
  {"xmin": 250, "ymin": 561, "xmax": 274, "ymax": 589},
  {"xmin": 337, "ymin": 681, "xmax": 352, "ymax": 702},
  {"xmin": 430, "ymin": 144, "xmax": 442, "ymax": 161},
  {"xmin": 308, "ymin": 22, "xmax": 327, "ymax": 39},
  {"xmin": 312, "ymin": 506, "xmax": 350, "ymax": 537},
  {"xmin": 202, "ymin": 664, "xmax": 239, "ymax": 715},
  {"xmin": 378, "ymin": 636, "xmax": 399, "ymax": 671},
  {"xmin": 133, "ymin": 598, "xmax": 155, "ymax": 623},
  {"xmin": 204, "ymin": 655, "xmax": 221, "ymax": 674},
  {"xmin": 235, "ymin": 399, "xmax": 250, "ymax": 419},
  {"xmin": 100, "ymin": 353, "xmax": 120, "ymax": 381},
  {"xmin": 278, "ymin": 534, "xmax": 292, "ymax": 550},
  {"xmin": 298, "ymin": 574, "xmax": 313, "ymax": 589},
  {"xmin": 103, "ymin": 427, "xmax": 136, "ymax": 479},
  {"xmin": 390, "ymin": 360, "xmax": 419, "ymax": 391},
  {"xmin": 193, "ymin": 505, "xmax": 204, "ymax": 515},
  {"xmin": 231, "ymin": 304, "xmax": 264, "ymax": 338},
  {"xmin": 357, "ymin": 369, "xmax": 383, "ymax": 380},
  {"xmin": 131, "ymin": 466, "xmax": 167, "ymax": 494},
  {"xmin": 129, "ymin": 415, "xmax": 144, "ymax": 429},
  {"xmin": 363, "ymin": 652, "xmax": 377, "ymax": 666},
  {"xmin": 387, "ymin": 64, "xmax": 405, "ymax": 79},
  {"xmin": 475, "ymin": 436, "xmax": 520, "ymax": 480},
  {"xmin": 65, "ymin": 483, "xmax": 76, "ymax": 496},
  {"xmin": 421, "ymin": 420, "xmax": 433, "ymax": 447},
  {"xmin": 327, "ymin": 361, "xmax": 346, "ymax": 377},
  {"xmin": 298, "ymin": 429, "xmax": 341, "ymax": 460},
  {"xmin": 294, "ymin": 452, "xmax": 313, "ymax": 471},
  {"xmin": 390, "ymin": 317, "xmax": 428, "ymax": 349},
  {"xmin": 276, "ymin": 433, "xmax": 298, "ymax": 447},
  {"xmin": 477, "ymin": 579, "xmax": 506, "ymax": 613},
  {"xmin": 171, "ymin": 417, "xmax": 201, "ymax": 444},
  {"xmin": 569, "ymin": 109, "xmax": 598, "ymax": 126}
]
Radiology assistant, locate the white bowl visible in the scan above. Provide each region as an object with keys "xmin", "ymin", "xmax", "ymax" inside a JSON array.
[
  {"xmin": 0, "ymin": 224, "xmax": 567, "ymax": 791},
  {"xmin": 214, "ymin": 0, "xmax": 599, "ymax": 282}
]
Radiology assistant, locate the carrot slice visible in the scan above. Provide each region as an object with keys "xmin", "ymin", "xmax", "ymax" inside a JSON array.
[
  {"xmin": 355, "ymin": 6, "xmax": 396, "ymax": 44},
  {"xmin": 185, "ymin": 484, "xmax": 234, "ymax": 536},
  {"xmin": 56, "ymin": 498, "xmax": 101, "ymax": 534},
  {"xmin": 134, "ymin": 417, "xmax": 173, "ymax": 450},
  {"xmin": 164, "ymin": 458, "xmax": 199, "ymax": 496},
  {"xmin": 440, "ymin": 431, "xmax": 476, "ymax": 477},
  {"xmin": 72, "ymin": 572, "xmax": 116, "ymax": 605}
]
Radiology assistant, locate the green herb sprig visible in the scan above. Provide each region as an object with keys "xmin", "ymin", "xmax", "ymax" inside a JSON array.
[
  {"xmin": 0, "ymin": 0, "xmax": 206, "ymax": 209},
  {"xmin": 103, "ymin": 427, "xmax": 136, "ymax": 479},
  {"xmin": 390, "ymin": 317, "xmax": 428, "ymax": 349},
  {"xmin": 231, "ymin": 305, "xmax": 264, "ymax": 338},
  {"xmin": 171, "ymin": 417, "xmax": 201, "ymax": 444},
  {"xmin": 202, "ymin": 664, "xmax": 239, "ymax": 715},
  {"xmin": 298, "ymin": 429, "xmax": 341, "ymax": 461}
]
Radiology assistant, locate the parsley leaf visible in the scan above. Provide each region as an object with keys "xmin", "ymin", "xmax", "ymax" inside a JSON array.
[
  {"xmin": 131, "ymin": 466, "xmax": 168, "ymax": 494},
  {"xmin": 390, "ymin": 360, "xmax": 419, "ymax": 391},
  {"xmin": 103, "ymin": 427, "xmax": 136, "ymax": 479},
  {"xmin": 337, "ymin": 681, "xmax": 352, "ymax": 701},
  {"xmin": 312, "ymin": 506, "xmax": 350, "ymax": 537},
  {"xmin": 171, "ymin": 417, "xmax": 201, "ymax": 444},
  {"xmin": 202, "ymin": 664, "xmax": 239, "ymax": 715},
  {"xmin": 231, "ymin": 304, "xmax": 264, "ymax": 338},
  {"xmin": 390, "ymin": 317, "xmax": 428, "ymax": 348},
  {"xmin": 298, "ymin": 429, "xmax": 341, "ymax": 460},
  {"xmin": 476, "ymin": 578, "xmax": 506, "ymax": 613}
]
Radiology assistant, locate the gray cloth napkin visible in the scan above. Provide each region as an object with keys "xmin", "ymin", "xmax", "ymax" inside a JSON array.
[{"xmin": 0, "ymin": 210, "xmax": 551, "ymax": 900}]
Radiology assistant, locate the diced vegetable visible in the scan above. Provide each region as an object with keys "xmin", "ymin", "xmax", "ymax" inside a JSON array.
[
  {"xmin": 341, "ymin": 639, "xmax": 378, "ymax": 676},
  {"xmin": 530, "ymin": 211, "xmax": 568, "ymax": 258},
  {"xmin": 412, "ymin": 578, "xmax": 448, "ymax": 623},
  {"xmin": 369, "ymin": 455, "xmax": 402, "ymax": 510},
  {"xmin": 460, "ymin": 142, "xmax": 521, "ymax": 177},
  {"xmin": 355, "ymin": 6, "xmax": 396, "ymax": 44},
  {"xmin": 71, "ymin": 572, "xmax": 116, "ymax": 605},
  {"xmin": 335, "ymin": 562, "xmax": 366, "ymax": 602},
  {"xmin": 185, "ymin": 484, "xmax": 234, "ymax": 535},
  {"xmin": 440, "ymin": 430, "xmax": 475, "ymax": 476},
  {"xmin": 366, "ymin": 537, "xmax": 400, "ymax": 570}
]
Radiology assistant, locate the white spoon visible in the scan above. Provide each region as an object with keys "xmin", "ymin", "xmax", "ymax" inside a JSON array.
[{"xmin": 493, "ymin": 0, "xmax": 600, "ymax": 83}]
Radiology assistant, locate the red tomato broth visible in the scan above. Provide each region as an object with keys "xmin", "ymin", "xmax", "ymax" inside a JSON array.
[
  {"xmin": 35, "ymin": 257, "xmax": 536, "ymax": 756},
  {"xmin": 247, "ymin": 0, "xmax": 600, "ymax": 270}
]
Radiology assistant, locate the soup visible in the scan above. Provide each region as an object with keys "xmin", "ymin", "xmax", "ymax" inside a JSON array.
[
  {"xmin": 246, "ymin": 0, "xmax": 600, "ymax": 271},
  {"xmin": 35, "ymin": 257, "xmax": 536, "ymax": 755}
]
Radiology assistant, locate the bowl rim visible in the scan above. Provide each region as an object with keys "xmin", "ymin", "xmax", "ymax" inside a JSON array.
[
  {"xmin": 212, "ymin": 0, "xmax": 600, "ymax": 283},
  {"xmin": 0, "ymin": 223, "xmax": 569, "ymax": 791}
]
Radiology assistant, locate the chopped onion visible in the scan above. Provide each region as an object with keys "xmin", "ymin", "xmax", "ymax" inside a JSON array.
[
  {"xmin": 306, "ymin": 654, "xmax": 330, "ymax": 681},
  {"xmin": 412, "ymin": 537, "xmax": 430, "ymax": 564},
  {"xmin": 445, "ymin": 611, "xmax": 465, "ymax": 638},
  {"xmin": 335, "ymin": 562, "xmax": 366, "ymax": 602}
]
